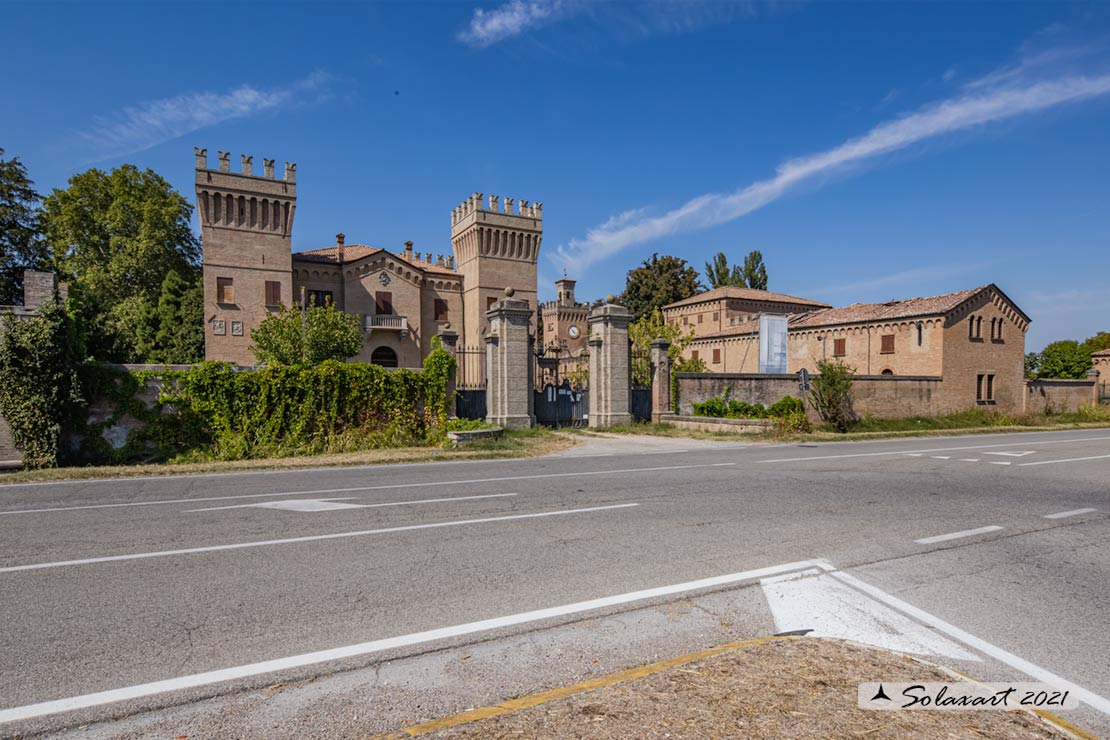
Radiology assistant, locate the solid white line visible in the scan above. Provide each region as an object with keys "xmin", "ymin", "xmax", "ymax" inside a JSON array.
[
  {"xmin": 914, "ymin": 525, "xmax": 1003, "ymax": 545},
  {"xmin": 186, "ymin": 492, "xmax": 517, "ymax": 513},
  {"xmin": 931, "ymin": 456, "xmax": 951, "ymax": 460},
  {"xmin": 0, "ymin": 558, "xmax": 820, "ymax": 724},
  {"xmin": 988, "ymin": 461, "xmax": 1011, "ymax": 466},
  {"xmin": 959, "ymin": 459, "xmax": 980, "ymax": 462},
  {"xmin": 1019, "ymin": 454, "xmax": 1110, "ymax": 467},
  {"xmin": 0, "ymin": 463, "xmax": 734, "ymax": 516},
  {"xmin": 827, "ymin": 569, "xmax": 1110, "ymax": 715},
  {"xmin": 1043, "ymin": 508, "xmax": 1097, "ymax": 519},
  {"xmin": 757, "ymin": 435, "xmax": 1110, "ymax": 463},
  {"xmin": 0, "ymin": 504, "xmax": 640, "ymax": 574}
]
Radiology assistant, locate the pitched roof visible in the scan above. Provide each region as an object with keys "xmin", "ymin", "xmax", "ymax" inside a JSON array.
[
  {"xmin": 293, "ymin": 244, "xmax": 459, "ymax": 276},
  {"xmin": 789, "ymin": 286, "xmax": 987, "ymax": 329},
  {"xmin": 1092, "ymin": 347, "xmax": 1110, "ymax": 358},
  {"xmin": 665, "ymin": 286, "xmax": 830, "ymax": 310}
]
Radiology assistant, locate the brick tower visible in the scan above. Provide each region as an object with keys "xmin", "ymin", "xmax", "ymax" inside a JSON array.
[
  {"xmin": 450, "ymin": 193, "xmax": 542, "ymax": 348},
  {"xmin": 195, "ymin": 148, "xmax": 296, "ymax": 365}
]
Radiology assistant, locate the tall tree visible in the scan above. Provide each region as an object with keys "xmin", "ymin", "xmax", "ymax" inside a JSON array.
[
  {"xmin": 1080, "ymin": 331, "xmax": 1110, "ymax": 356},
  {"xmin": 1036, "ymin": 340, "xmax": 1092, "ymax": 379},
  {"xmin": 0, "ymin": 147, "xmax": 48, "ymax": 305},
  {"xmin": 620, "ymin": 253, "xmax": 703, "ymax": 320},
  {"xmin": 704, "ymin": 252, "xmax": 744, "ymax": 289},
  {"xmin": 41, "ymin": 164, "xmax": 200, "ymax": 361},
  {"xmin": 152, "ymin": 270, "xmax": 204, "ymax": 364},
  {"xmin": 742, "ymin": 250, "xmax": 768, "ymax": 290},
  {"xmin": 251, "ymin": 299, "xmax": 363, "ymax": 366}
]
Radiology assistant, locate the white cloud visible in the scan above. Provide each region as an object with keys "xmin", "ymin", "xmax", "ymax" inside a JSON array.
[
  {"xmin": 803, "ymin": 263, "xmax": 992, "ymax": 300},
  {"xmin": 457, "ymin": 0, "xmax": 580, "ymax": 48},
  {"xmin": 552, "ymin": 67, "xmax": 1110, "ymax": 273},
  {"xmin": 80, "ymin": 72, "xmax": 330, "ymax": 160}
]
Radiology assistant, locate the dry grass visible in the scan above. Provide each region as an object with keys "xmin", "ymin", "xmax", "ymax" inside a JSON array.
[
  {"xmin": 0, "ymin": 429, "xmax": 576, "ymax": 484},
  {"xmin": 429, "ymin": 639, "xmax": 1070, "ymax": 739}
]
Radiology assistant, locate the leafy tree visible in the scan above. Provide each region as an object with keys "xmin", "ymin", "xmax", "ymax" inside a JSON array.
[
  {"xmin": 0, "ymin": 299, "xmax": 82, "ymax": 468},
  {"xmin": 620, "ymin": 253, "xmax": 703, "ymax": 320},
  {"xmin": 1024, "ymin": 352, "xmax": 1041, "ymax": 379},
  {"xmin": 0, "ymin": 147, "xmax": 48, "ymax": 305},
  {"xmin": 628, "ymin": 307, "xmax": 707, "ymax": 385},
  {"xmin": 251, "ymin": 299, "xmax": 363, "ymax": 365},
  {"xmin": 1036, "ymin": 340, "xmax": 1092, "ymax": 379},
  {"xmin": 704, "ymin": 252, "xmax": 745, "ymax": 288},
  {"xmin": 809, "ymin": 359, "xmax": 856, "ymax": 432},
  {"xmin": 41, "ymin": 164, "xmax": 200, "ymax": 361},
  {"xmin": 1081, "ymin": 331, "xmax": 1110, "ymax": 356},
  {"xmin": 742, "ymin": 250, "xmax": 768, "ymax": 290},
  {"xmin": 703, "ymin": 250, "xmax": 768, "ymax": 290},
  {"xmin": 153, "ymin": 270, "xmax": 204, "ymax": 364}
]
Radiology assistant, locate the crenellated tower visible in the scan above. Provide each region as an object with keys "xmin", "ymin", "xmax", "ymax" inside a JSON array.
[
  {"xmin": 450, "ymin": 193, "xmax": 542, "ymax": 347},
  {"xmin": 195, "ymin": 147, "xmax": 297, "ymax": 365}
]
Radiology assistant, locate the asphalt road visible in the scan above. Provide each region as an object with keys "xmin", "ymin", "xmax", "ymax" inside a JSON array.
[{"xmin": 1, "ymin": 428, "xmax": 1108, "ymax": 737}]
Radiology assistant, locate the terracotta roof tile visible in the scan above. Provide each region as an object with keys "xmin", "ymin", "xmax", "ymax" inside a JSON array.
[
  {"xmin": 292, "ymin": 244, "xmax": 459, "ymax": 276},
  {"xmin": 789, "ymin": 287, "xmax": 987, "ymax": 328},
  {"xmin": 665, "ymin": 286, "xmax": 830, "ymax": 310},
  {"xmin": 1092, "ymin": 347, "xmax": 1110, "ymax": 358}
]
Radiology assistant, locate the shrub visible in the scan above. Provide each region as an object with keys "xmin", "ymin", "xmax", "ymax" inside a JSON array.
[
  {"xmin": 809, "ymin": 359, "xmax": 857, "ymax": 432},
  {"xmin": 773, "ymin": 410, "xmax": 813, "ymax": 435},
  {"xmin": 692, "ymin": 393, "xmax": 804, "ymax": 421}
]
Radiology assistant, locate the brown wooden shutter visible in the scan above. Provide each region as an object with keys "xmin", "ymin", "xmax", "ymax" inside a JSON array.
[
  {"xmin": 833, "ymin": 338, "xmax": 846, "ymax": 356},
  {"xmin": 217, "ymin": 277, "xmax": 234, "ymax": 304},
  {"xmin": 881, "ymin": 334, "xmax": 894, "ymax": 353},
  {"xmin": 434, "ymin": 299, "xmax": 448, "ymax": 321},
  {"xmin": 265, "ymin": 281, "xmax": 281, "ymax": 306},
  {"xmin": 712, "ymin": 348, "xmax": 721, "ymax": 364},
  {"xmin": 375, "ymin": 291, "xmax": 393, "ymax": 315}
]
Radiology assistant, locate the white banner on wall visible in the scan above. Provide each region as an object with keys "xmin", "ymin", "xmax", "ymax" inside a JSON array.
[{"xmin": 759, "ymin": 314, "xmax": 789, "ymax": 374}]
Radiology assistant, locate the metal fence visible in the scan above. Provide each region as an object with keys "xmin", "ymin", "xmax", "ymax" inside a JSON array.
[
  {"xmin": 456, "ymin": 345, "xmax": 487, "ymax": 390},
  {"xmin": 535, "ymin": 381, "xmax": 589, "ymax": 427}
]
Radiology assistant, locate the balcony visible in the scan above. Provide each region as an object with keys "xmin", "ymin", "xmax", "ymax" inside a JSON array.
[{"xmin": 365, "ymin": 314, "xmax": 408, "ymax": 335}]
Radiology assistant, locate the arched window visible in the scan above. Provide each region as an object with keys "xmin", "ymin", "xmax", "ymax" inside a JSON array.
[
  {"xmin": 976, "ymin": 316, "xmax": 983, "ymax": 338},
  {"xmin": 370, "ymin": 346, "xmax": 398, "ymax": 368},
  {"xmin": 969, "ymin": 316, "xmax": 976, "ymax": 339},
  {"xmin": 881, "ymin": 368, "xmax": 894, "ymax": 376}
]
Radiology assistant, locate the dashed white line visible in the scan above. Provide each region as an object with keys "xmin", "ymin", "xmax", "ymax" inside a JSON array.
[
  {"xmin": 0, "ymin": 503, "xmax": 640, "ymax": 574},
  {"xmin": 988, "ymin": 461, "xmax": 1011, "ymax": 466},
  {"xmin": 914, "ymin": 525, "xmax": 1003, "ymax": 545},
  {"xmin": 959, "ymin": 459, "xmax": 980, "ymax": 462},
  {"xmin": 187, "ymin": 492, "xmax": 517, "ymax": 513},
  {"xmin": 0, "ymin": 558, "xmax": 821, "ymax": 724},
  {"xmin": 931, "ymin": 456, "xmax": 951, "ymax": 460},
  {"xmin": 1044, "ymin": 508, "xmax": 1097, "ymax": 519},
  {"xmin": 758, "ymin": 435, "xmax": 1110, "ymax": 463}
]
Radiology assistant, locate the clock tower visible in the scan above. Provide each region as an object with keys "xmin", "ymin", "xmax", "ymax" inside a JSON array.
[{"xmin": 539, "ymin": 277, "xmax": 589, "ymax": 357}]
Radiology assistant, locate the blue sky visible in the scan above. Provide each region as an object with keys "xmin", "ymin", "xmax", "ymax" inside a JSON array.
[{"xmin": 4, "ymin": 1, "xmax": 1110, "ymax": 350}]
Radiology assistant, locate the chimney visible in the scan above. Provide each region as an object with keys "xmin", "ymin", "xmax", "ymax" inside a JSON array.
[
  {"xmin": 404, "ymin": 240, "xmax": 414, "ymax": 261},
  {"xmin": 436, "ymin": 254, "xmax": 445, "ymax": 266},
  {"xmin": 446, "ymin": 256, "xmax": 454, "ymax": 269},
  {"xmin": 336, "ymin": 233, "xmax": 345, "ymax": 264}
]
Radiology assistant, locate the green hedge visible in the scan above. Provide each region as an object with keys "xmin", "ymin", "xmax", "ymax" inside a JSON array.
[
  {"xmin": 72, "ymin": 345, "xmax": 456, "ymax": 464},
  {"xmin": 692, "ymin": 394, "xmax": 804, "ymax": 420}
]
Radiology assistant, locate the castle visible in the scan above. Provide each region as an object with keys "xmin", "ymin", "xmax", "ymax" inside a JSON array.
[{"xmin": 195, "ymin": 148, "xmax": 541, "ymax": 367}]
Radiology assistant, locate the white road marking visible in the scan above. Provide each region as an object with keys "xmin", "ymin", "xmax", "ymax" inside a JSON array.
[
  {"xmin": 193, "ymin": 499, "xmax": 370, "ymax": 513},
  {"xmin": 959, "ymin": 458, "xmax": 980, "ymax": 462},
  {"xmin": 914, "ymin": 525, "xmax": 1003, "ymax": 544},
  {"xmin": 761, "ymin": 569, "xmax": 979, "ymax": 660},
  {"xmin": 988, "ymin": 461, "xmax": 1012, "ymax": 466},
  {"xmin": 1044, "ymin": 508, "xmax": 1097, "ymax": 519},
  {"xmin": 186, "ymin": 493, "xmax": 517, "ymax": 514},
  {"xmin": 0, "ymin": 559, "xmax": 822, "ymax": 724},
  {"xmin": 0, "ymin": 504, "xmax": 640, "ymax": 574},
  {"xmin": 985, "ymin": 451, "xmax": 1036, "ymax": 457},
  {"xmin": 0, "ymin": 464, "xmax": 733, "ymax": 516},
  {"xmin": 823, "ymin": 566, "xmax": 1110, "ymax": 716},
  {"xmin": 1019, "ymin": 454, "xmax": 1110, "ymax": 467},
  {"xmin": 758, "ymin": 435, "xmax": 1110, "ymax": 463},
  {"xmin": 904, "ymin": 453, "xmax": 924, "ymax": 457},
  {"xmin": 931, "ymin": 456, "xmax": 951, "ymax": 460}
]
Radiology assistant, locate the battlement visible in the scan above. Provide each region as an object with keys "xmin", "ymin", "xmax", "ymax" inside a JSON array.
[
  {"xmin": 195, "ymin": 147, "xmax": 296, "ymax": 183},
  {"xmin": 451, "ymin": 192, "xmax": 542, "ymax": 225}
]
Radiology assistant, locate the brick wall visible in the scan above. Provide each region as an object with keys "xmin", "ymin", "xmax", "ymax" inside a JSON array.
[{"xmin": 1022, "ymin": 378, "xmax": 1097, "ymax": 414}]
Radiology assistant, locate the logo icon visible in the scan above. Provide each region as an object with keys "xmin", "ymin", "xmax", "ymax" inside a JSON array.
[{"xmin": 871, "ymin": 684, "xmax": 892, "ymax": 702}]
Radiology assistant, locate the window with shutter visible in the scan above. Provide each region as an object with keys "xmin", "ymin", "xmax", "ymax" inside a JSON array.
[
  {"xmin": 217, "ymin": 277, "xmax": 234, "ymax": 304},
  {"xmin": 264, "ymin": 281, "xmax": 281, "ymax": 306},
  {"xmin": 880, "ymin": 334, "xmax": 894, "ymax": 354},
  {"xmin": 833, "ymin": 338, "xmax": 846, "ymax": 356},
  {"xmin": 712, "ymin": 348, "xmax": 721, "ymax": 364},
  {"xmin": 434, "ymin": 299, "xmax": 449, "ymax": 321},
  {"xmin": 691, "ymin": 350, "xmax": 699, "ymax": 361},
  {"xmin": 375, "ymin": 291, "xmax": 393, "ymax": 315}
]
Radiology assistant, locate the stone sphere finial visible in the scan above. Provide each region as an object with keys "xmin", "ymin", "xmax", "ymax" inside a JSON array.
[
  {"xmin": 605, "ymin": 294, "xmax": 616, "ymax": 305},
  {"xmin": 504, "ymin": 287, "xmax": 515, "ymax": 297}
]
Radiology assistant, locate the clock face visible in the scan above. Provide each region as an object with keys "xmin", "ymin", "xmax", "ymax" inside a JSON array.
[{"xmin": 567, "ymin": 325, "xmax": 580, "ymax": 339}]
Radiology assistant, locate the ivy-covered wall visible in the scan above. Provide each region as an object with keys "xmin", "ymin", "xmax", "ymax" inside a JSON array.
[{"xmin": 69, "ymin": 346, "xmax": 455, "ymax": 464}]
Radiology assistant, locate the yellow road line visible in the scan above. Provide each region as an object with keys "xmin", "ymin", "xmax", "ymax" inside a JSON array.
[{"xmin": 373, "ymin": 635, "xmax": 794, "ymax": 738}]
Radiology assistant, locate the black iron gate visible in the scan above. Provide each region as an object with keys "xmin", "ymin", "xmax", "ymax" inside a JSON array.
[
  {"xmin": 455, "ymin": 345, "xmax": 487, "ymax": 420},
  {"xmin": 630, "ymin": 344, "xmax": 653, "ymax": 421},
  {"xmin": 534, "ymin": 380, "xmax": 588, "ymax": 427}
]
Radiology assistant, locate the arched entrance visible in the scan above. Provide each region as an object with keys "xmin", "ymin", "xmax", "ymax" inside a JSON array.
[{"xmin": 371, "ymin": 346, "xmax": 398, "ymax": 368}]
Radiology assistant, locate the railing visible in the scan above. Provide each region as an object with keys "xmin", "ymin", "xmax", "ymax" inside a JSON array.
[
  {"xmin": 457, "ymin": 345, "xmax": 487, "ymax": 389},
  {"xmin": 365, "ymin": 314, "xmax": 408, "ymax": 332}
]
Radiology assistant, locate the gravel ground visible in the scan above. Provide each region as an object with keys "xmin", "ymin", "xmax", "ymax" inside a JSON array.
[{"xmin": 422, "ymin": 639, "xmax": 1073, "ymax": 739}]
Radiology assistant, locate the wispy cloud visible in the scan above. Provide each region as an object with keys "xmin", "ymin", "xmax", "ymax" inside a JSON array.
[
  {"xmin": 803, "ymin": 263, "xmax": 992, "ymax": 301},
  {"xmin": 79, "ymin": 72, "xmax": 330, "ymax": 160},
  {"xmin": 457, "ymin": 0, "xmax": 581, "ymax": 48},
  {"xmin": 457, "ymin": 0, "xmax": 766, "ymax": 48},
  {"xmin": 552, "ymin": 61, "xmax": 1110, "ymax": 273}
]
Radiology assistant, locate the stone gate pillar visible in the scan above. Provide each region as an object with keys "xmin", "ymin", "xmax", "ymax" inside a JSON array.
[
  {"xmin": 485, "ymin": 288, "xmax": 535, "ymax": 429},
  {"xmin": 437, "ymin": 324, "xmax": 459, "ymax": 420},
  {"xmin": 1088, "ymin": 368, "xmax": 1101, "ymax": 407},
  {"xmin": 588, "ymin": 298, "xmax": 633, "ymax": 428},
  {"xmin": 650, "ymin": 338, "xmax": 673, "ymax": 423}
]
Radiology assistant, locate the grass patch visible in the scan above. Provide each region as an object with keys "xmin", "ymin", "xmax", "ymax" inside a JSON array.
[
  {"xmin": 0, "ymin": 427, "xmax": 575, "ymax": 484},
  {"xmin": 836, "ymin": 405, "xmax": 1110, "ymax": 434}
]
